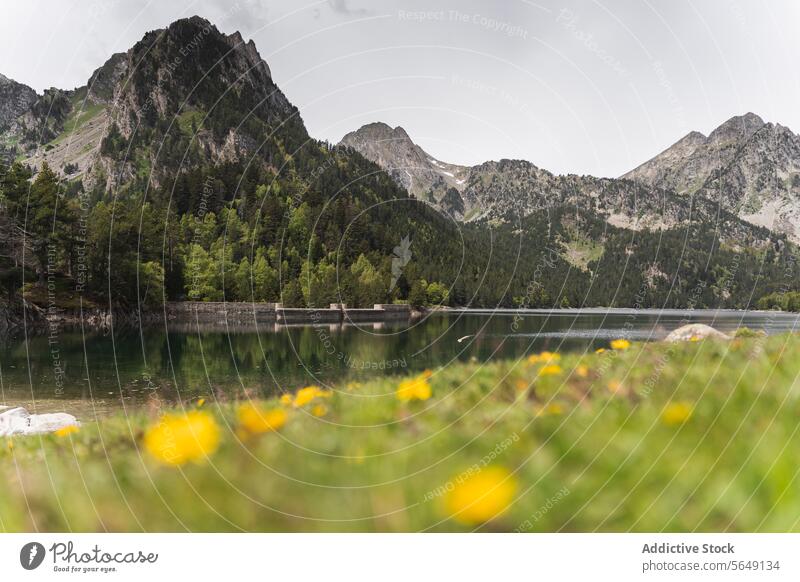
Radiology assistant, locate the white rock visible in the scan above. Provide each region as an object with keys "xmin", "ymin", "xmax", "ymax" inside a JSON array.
[
  {"xmin": 0, "ymin": 406, "xmax": 80, "ymax": 437},
  {"xmin": 664, "ymin": 324, "xmax": 731, "ymax": 343}
]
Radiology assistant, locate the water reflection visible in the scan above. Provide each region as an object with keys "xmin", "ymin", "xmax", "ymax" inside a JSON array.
[{"xmin": 1, "ymin": 308, "xmax": 797, "ymax": 416}]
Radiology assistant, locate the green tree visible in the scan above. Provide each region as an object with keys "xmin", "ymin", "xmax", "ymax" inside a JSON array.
[
  {"xmin": 426, "ymin": 281, "xmax": 449, "ymax": 306},
  {"xmin": 26, "ymin": 163, "xmax": 75, "ymax": 280},
  {"xmin": 251, "ymin": 249, "xmax": 278, "ymax": 301},
  {"xmin": 409, "ymin": 279, "xmax": 428, "ymax": 307},
  {"xmin": 139, "ymin": 261, "xmax": 165, "ymax": 307},
  {"xmin": 282, "ymin": 279, "xmax": 304, "ymax": 307},
  {"xmin": 350, "ymin": 254, "xmax": 386, "ymax": 307},
  {"xmin": 184, "ymin": 244, "xmax": 221, "ymax": 300}
]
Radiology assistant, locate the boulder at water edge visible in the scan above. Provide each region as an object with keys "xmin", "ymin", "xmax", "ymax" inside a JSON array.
[
  {"xmin": 664, "ymin": 324, "xmax": 731, "ymax": 343},
  {"xmin": 0, "ymin": 406, "xmax": 80, "ymax": 436}
]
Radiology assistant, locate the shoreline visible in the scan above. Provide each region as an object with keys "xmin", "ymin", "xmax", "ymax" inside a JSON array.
[{"xmin": 12, "ymin": 301, "xmax": 799, "ymax": 333}]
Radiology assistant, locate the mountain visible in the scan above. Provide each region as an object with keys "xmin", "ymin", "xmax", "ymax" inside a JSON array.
[
  {"xmin": 624, "ymin": 113, "xmax": 800, "ymax": 241},
  {"xmin": 0, "ymin": 74, "xmax": 38, "ymax": 163},
  {"xmin": 2, "ymin": 15, "xmax": 306, "ymax": 192},
  {"xmin": 0, "ymin": 74, "xmax": 37, "ymax": 131},
  {"xmin": 339, "ymin": 122, "xmax": 468, "ymax": 203},
  {"xmin": 0, "ymin": 16, "xmax": 797, "ymax": 316}
]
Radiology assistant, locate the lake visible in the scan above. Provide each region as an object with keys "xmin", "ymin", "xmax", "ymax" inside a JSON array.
[{"xmin": 3, "ymin": 308, "xmax": 798, "ymax": 418}]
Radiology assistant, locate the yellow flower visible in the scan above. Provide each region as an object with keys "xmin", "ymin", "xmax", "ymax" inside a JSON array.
[
  {"xmin": 689, "ymin": 335, "xmax": 700, "ymax": 342},
  {"xmin": 536, "ymin": 402, "xmax": 564, "ymax": 416},
  {"xmin": 595, "ymin": 348, "xmax": 606, "ymax": 354},
  {"xmin": 515, "ymin": 379, "xmax": 529, "ymax": 391},
  {"xmin": 279, "ymin": 393, "xmax": 293, "ymax": 406},
  {"xmin": 538, "ymin": 364, "xmax": 562, "ymax": 376},
  {"xmin": 662, "ymin": 402, "xmax": 693, "ymax": 426},
  {"xmin": 527, "ymin": 351, "xmax": 561, "ymax": 365},
  {"xmin": 311, "ymin": 404, "xmax": 328, "ymax": 417},
  {"xmin": 54, "ymin": 425, "xmax": 79, "ymax": 437},
  {"xmin": 607, "ymin": 380, "xmax": 623, "ymax": 394},
  {"xmin": 610, "ymin": 338, "xmax": 631, "ymax": 350},
  {"xmin": 444, "ymin": 466, "xmax": 518, "ymax": 525},
  {"xmin": 238, "ymin": 403, "xmax": 287, "ymax": 435},
  {"xmin": 293, "ymin": 385, "xmax": 332, "ymax": 407},
  {"xmin": 144, "ymin": 411, "xmax": 220, "ymax": 466},
  {"xmin": 197, "ymin": 398, "xmax": 205, "ymax": 407},
  {"xmin": 6, "ymin": 438, "xmax": 13, "ymax": 451},
  {"xmin": 396, "ymin": 373, "xmax": 432, "ymax": 402},
  {"xmin": 575, "ymin": 365, "xmax": 589, "ymax": 378}
]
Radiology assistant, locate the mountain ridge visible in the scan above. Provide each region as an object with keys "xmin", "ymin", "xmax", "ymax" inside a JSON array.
[
  {"xmin": 623, "ymin": 112, "xmax": 800, "ymax": 240},
  {"xmin": 0, "ymin": 15, "xmax": 796, "ymax": 315},
  {"xmin": 339, "ymin": 118, "xmax": 789, "ymax": 247}
]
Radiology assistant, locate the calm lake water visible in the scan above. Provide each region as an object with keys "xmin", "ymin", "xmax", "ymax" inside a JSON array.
[{"xmin": 3, "ymin": 308, "xmax": 799, "ymax": 418}]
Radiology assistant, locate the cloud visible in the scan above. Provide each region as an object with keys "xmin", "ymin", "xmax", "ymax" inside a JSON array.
[
  {"xmin": 212, "ymin": 0, "xmax": 270, "ymax": 32},
  {"xmin": 327, "ymin": 0, "xmax": 372, "ymax": 17}
]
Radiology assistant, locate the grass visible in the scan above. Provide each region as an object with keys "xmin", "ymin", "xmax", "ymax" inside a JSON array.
[
  {"xmin": 561, "ymin": 224, "xmax": 604, "ymax": 271},
  {"xmin": 2, "ymin": 332, "xmax": 800, "ymax": 532},
  {"xmin": 23, "ymin": 277, "xmax": 100, "ymax": 310},
  {"xmin": 176, "ymin": 108, "xmax": 206, "ymax": 135}
]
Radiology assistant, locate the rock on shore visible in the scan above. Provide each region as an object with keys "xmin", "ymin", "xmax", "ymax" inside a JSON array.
[
  {"xmin": 664, "ymin": 324, "xmax": 731, "ymax": 342},
  {"xmin": 0, "ymin": 406, "xmax": 79, "ymax": 436}
]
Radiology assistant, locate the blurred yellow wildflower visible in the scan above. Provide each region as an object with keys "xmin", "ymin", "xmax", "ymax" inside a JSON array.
[
  {"xmin": 595, "ymin": 348, "xmax": 606, "ymax": 354},
  {"xmin": 575, "ymin": 365, "xmax": 589, "ymax": 378},
  {"xmin": 689, "ymin": 335, "xmax": 701, "ymax": 342},
  {"xmin": 515, "ymin": 379, "xmax": 529, "ymax": 391},
  {"xmin": 144, "ymin": 411, "xmax": 220, "ymax": 466},
  {"xmin": 607, "ymin": 380, "xmax": 623, "ymax": 394},
  {"xmin": 527, "ymin": 351, "xmax": 561, "ymax": 365},
  {"xmin": 662, "ymin": 402, "xmax": 693, "ymax": 426},
  {"xmin": 279, "ymin": 393, "xmax": 293, "ymax": 406},
  {"xmin": 536, "ymin": 402, "xmax": 564, "ymax": 417},
  {"xmin": 54, "ymin": 425, "xmax": 79, "ymax": 437},
  {"xmin": 311, "ymin": 404, "xmax": 328, "ymax": 417},
  {"xmin": 610, "ymin": 339, "xmax": 631, "ymax": 350},
  {"xmin": 196, "ymin": 398, "xmax": 205, "ymax": 407},
  {"xmin": 444, "ymin": 466, "xmax": 517, "ymax": 525},
  {"xmin": 538, "ymin": 364, "xmax": 563, "ymax": 376},
  {"xmin": 396, "ymin": 373, "xmax": 432, "ymax": 402},
  {"xmin": 238, "ymin": 403, "xmax": 287, "ymax": 435}
]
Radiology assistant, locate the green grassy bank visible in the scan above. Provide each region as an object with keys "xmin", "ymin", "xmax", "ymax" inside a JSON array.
[{"xmin": 2, "ymin": 331, "xmax": 800, "ymax": 532}]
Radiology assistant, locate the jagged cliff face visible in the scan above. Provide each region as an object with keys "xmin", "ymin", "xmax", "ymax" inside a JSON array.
[
  {"xmin": 1, "ymin": 16, "xmax": 306, "ymax": 190},
  {"xmin": 339, "ymin": 122, "xmax": 468, "ymax": 204},
  {"xmin": 624, "ymin": 113, "xmax": 800, "ymax": 240},
  {"xmin": 0, "ymin": 74, "xmax": 37, "ymax": 131}
]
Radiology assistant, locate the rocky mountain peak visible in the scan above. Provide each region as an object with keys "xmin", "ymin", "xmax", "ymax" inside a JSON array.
[
  {"xmin": 707, "ymin": 112, "xmax": 765, "ymax": 143},
  {"xmin": 3, "ymin": 14, "xmax": 306, "ymax": 190},
  {"xmin": 624, "ymin": 112, "xmax": 800, "ymax": 241},
  {"xmin": 339, "ymin": 122, "xmax": 468, "ymax": 201},
  {"xmin": 0, "ymin": 73, "xmax": 37, "ymax": 132}
]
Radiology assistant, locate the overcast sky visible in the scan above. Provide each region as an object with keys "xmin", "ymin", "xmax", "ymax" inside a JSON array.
[{"xmin": 1, "ymin": 0, "xmax": 798, "ymax": 177}]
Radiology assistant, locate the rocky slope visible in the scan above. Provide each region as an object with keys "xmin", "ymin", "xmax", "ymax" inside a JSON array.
[
  {"xmin": 1, "ymin": 16, "xmax": 306, "ymax": 191},
  {"xmin": 0, "ymin": 74, "xmax": 37, "ymax": 131},
  {"xmin": 339, "ymin": 122, "xmax": 468, "ymax": 204},
  {"xmin": 624, "ymin": 113, "xmax": 800, "ymax": 240},
  {"xmin": 340, "ymin": 123, "xmax": 777, "ymax": 248}
]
